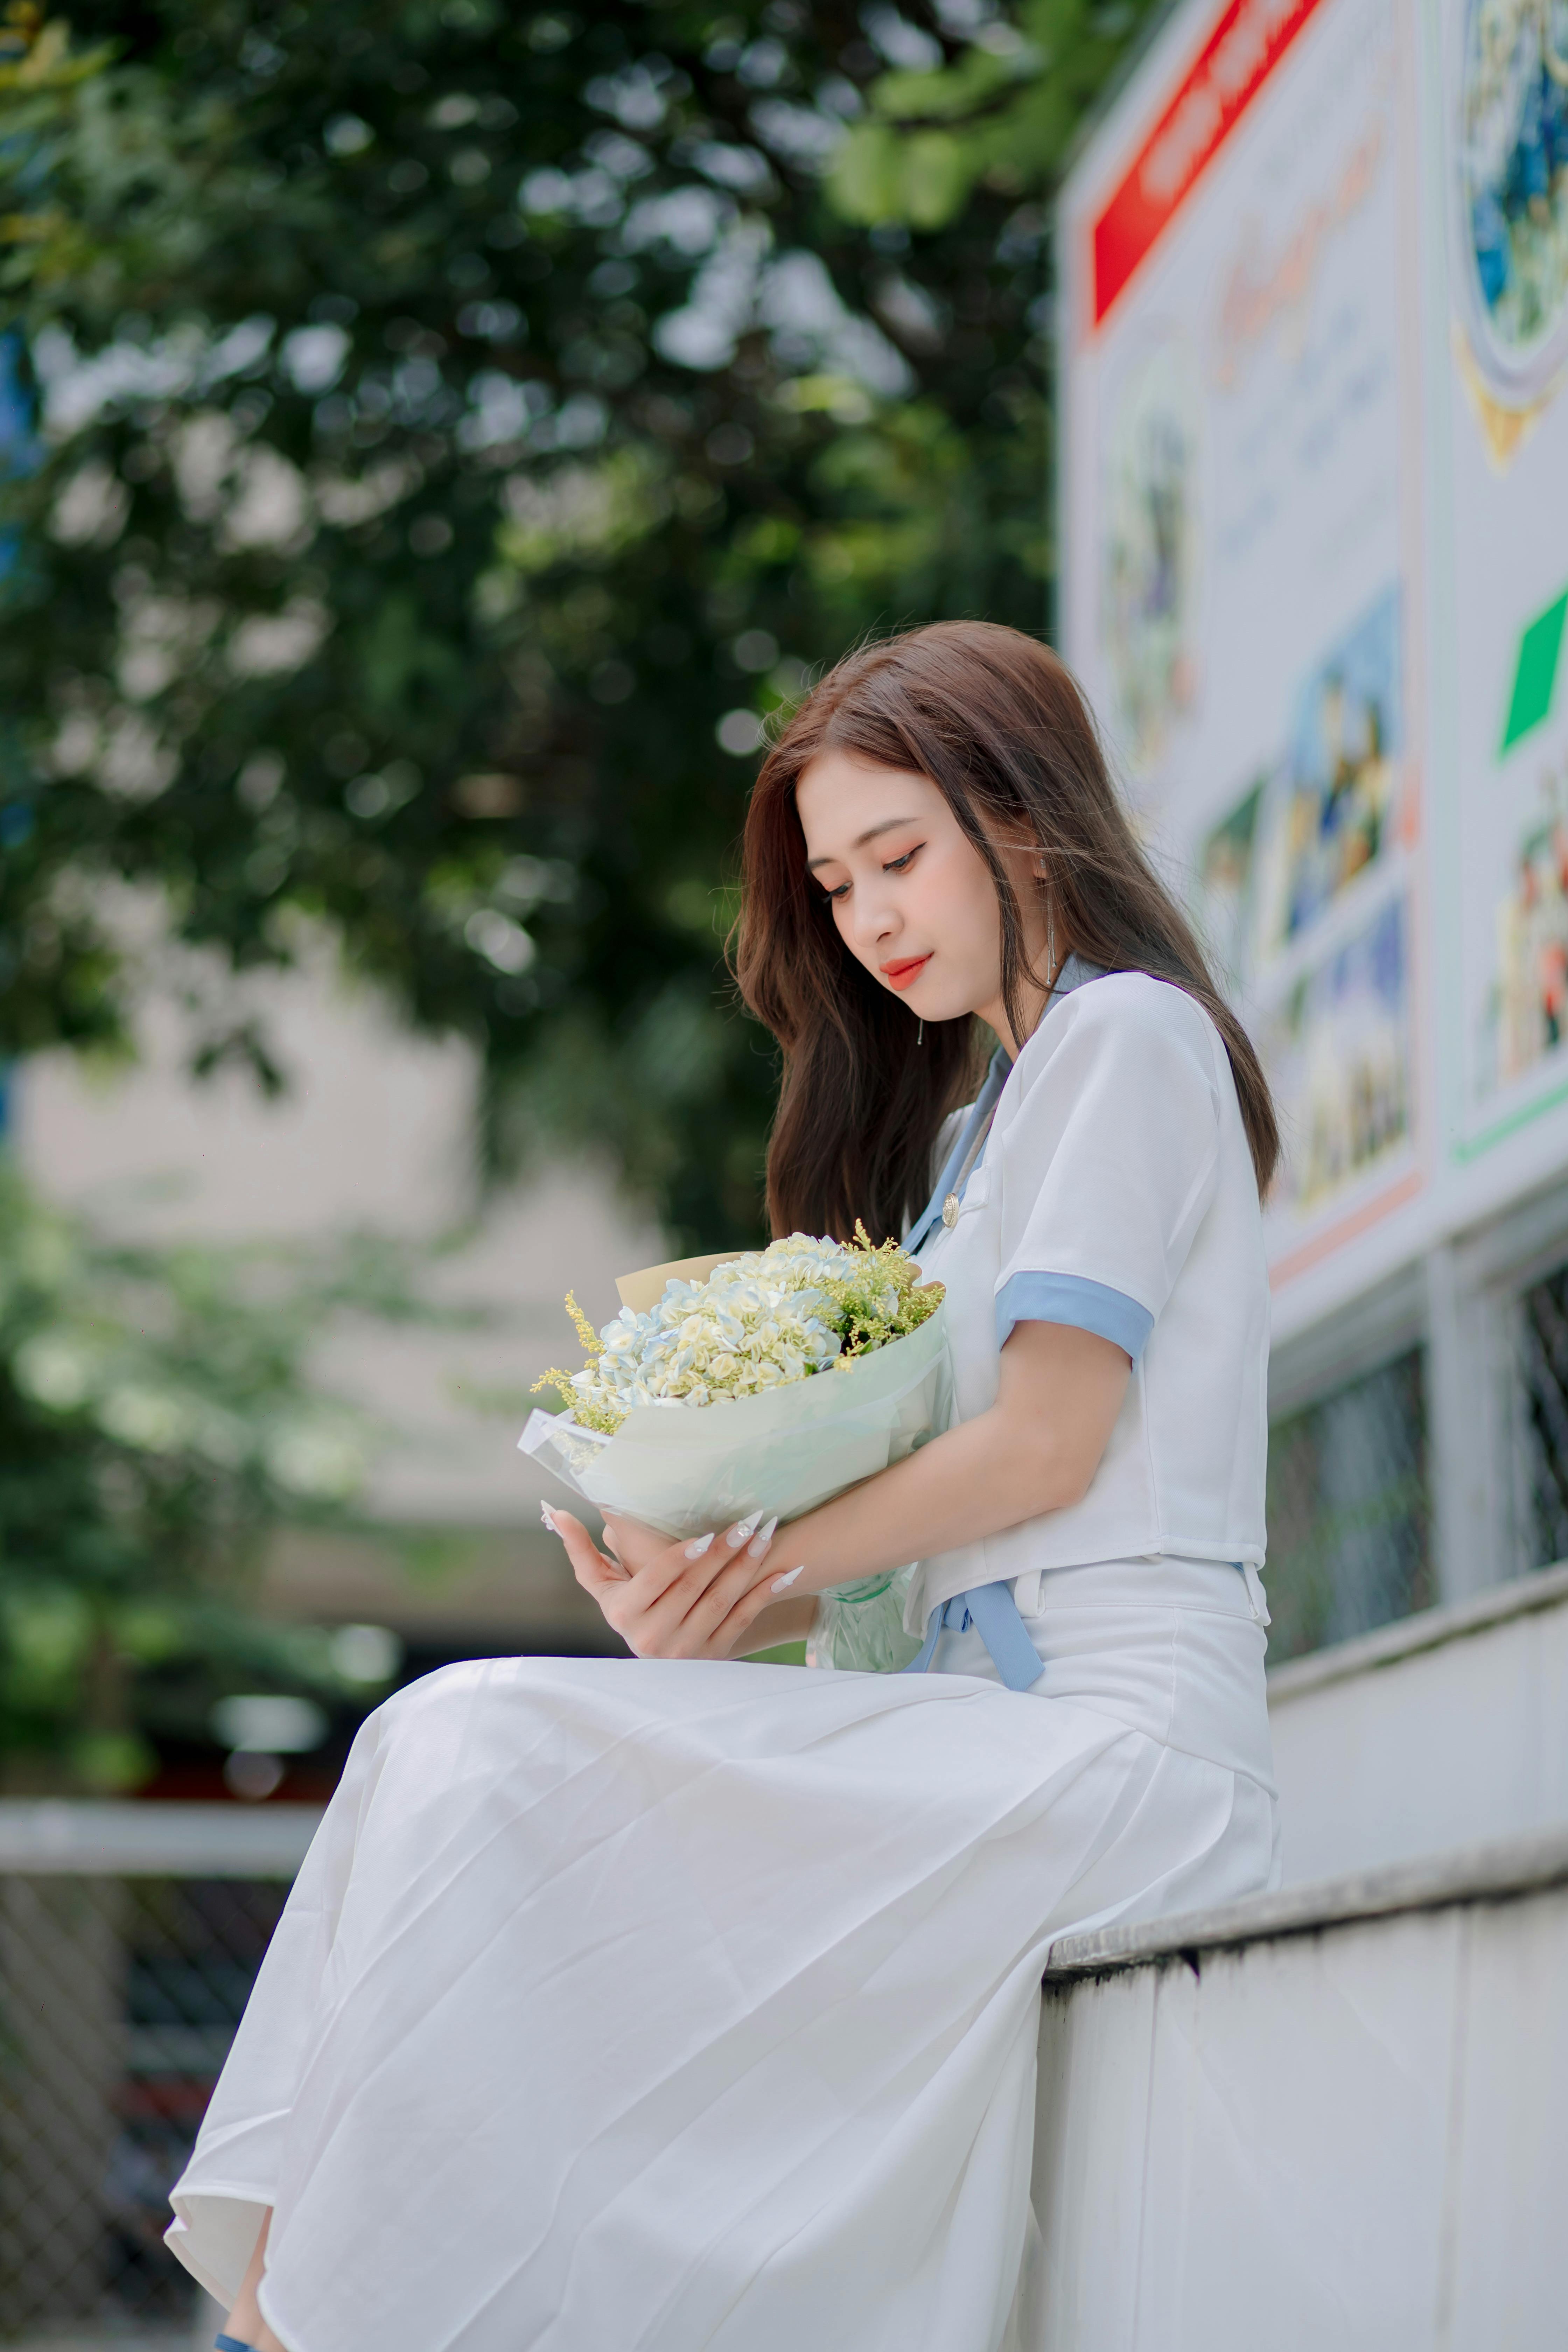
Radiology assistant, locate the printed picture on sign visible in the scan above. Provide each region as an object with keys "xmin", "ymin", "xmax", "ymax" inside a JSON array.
[
  {"xmin": 1479, "ymin": 585, "xmax": 1568, "ymax": 1092},
  {"xmin": 1484, "ymin": 744, "xmax": 1568, "ymax": 1087},
  {"xmin": 1266, "ymin": 895, "xmax": 1411, "ymax": 1214},
  {"xmin": 1250, "ymin": 587, "xmax": 1402, "ymax": 965},
  {"xmin": 1456, "ymin": 0, "xmax": 1568, "ymax": 405},
  {"xmin": 1196, "ymin": 778, "xmax": 1266, "ymax": 997},
  {"xmin": 1100, "ymin": 332, "xmax": 1201, "ymax": 776}
]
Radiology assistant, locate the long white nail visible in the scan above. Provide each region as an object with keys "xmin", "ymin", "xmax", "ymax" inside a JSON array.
[
  {"xmin": 540, "ymin": 1502, "xmax": 559, "ymax": 1532},
  {"xmin": 771, "ymin": 1565, "xmax": 805, "ymax": 1593},
  {"xmin": 685, "ymin": 1532, "xmax": 715, "ymax": 1559},
  {"xmin": 748, "ymin": 1515, "xmax": 778, "ymax": 1557},
  {"xmin": 728, "ymin": 1511, "xmax": 764, "ymax": 1546}
]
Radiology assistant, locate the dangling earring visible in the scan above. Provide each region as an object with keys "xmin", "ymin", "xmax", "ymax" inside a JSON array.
[
  {"xmin": 1036, "ymin": 859, "xmax": 1058, "ymax": 990},
  {"xmin": 916, "ymin": 1018, "xmax": 924, "ymax": 1045},
  {"xmin": 1035, "ymin": 850, "xmax": 1061, "ymax": 996}
]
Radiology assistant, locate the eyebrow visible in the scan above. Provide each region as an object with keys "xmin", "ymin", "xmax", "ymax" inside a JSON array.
[{"xmin": 806, "ymin": 817, "xmax": 921, "ymax": 871}]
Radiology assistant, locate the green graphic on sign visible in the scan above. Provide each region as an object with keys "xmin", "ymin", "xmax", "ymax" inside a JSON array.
[{"xmin": 1503, "ymin": 589, "xmax": 1568, "ymax": 752}]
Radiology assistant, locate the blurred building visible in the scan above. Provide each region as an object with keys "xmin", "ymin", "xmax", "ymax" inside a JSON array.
[{"xmin": 9, "ymin": 941, "xmax": 664, "ymax": 1795}]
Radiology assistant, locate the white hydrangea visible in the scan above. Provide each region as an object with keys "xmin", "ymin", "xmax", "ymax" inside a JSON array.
[
  {"xmin": 575, "ymin": 1236, "xmax": 850, "ymax": 1416},
  {"xmin": 539, "ymin": 1228, "xmax": 942, "ymax": 1434}
]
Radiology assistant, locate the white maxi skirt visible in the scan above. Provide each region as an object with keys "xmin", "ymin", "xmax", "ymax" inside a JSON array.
[{"xmin": 167, "ymin": 1556, "xmax": 1279, "ymax": 2352}]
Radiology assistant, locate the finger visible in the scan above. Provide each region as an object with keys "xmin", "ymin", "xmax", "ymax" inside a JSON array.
[
  {"xmin": 674, "ymin": 1512, "xmax": 778, "ymax": 1612},
  {"xmin": 622, "ymin": 1535, "xmax": 721, "ymax": 1621},
  {"xmin": 590, "ymin": 1524, "xmax": 737, "ymax": 1656},
  {"xmin": 547, "ymin": 1506, "xmax": 628, "ymax": 1591},
  {"xmin": 709, "ymin": 1572, "xmax": 793, "ymax": 1658},
  {"xmin": 698, "ymin": 1523, "xmax": 781, "ymax": 1616},
  {"xmin": 598, "ymin": 1513, "xmax": 669, "ymax": 1576},
  {"xmin": 644, "ymin": 1517, "xmax": 775, "ymax": 1642},
  {"xmin": 641, "ymin": 1519, "xmax": 780, "ymax": 1654},
  {"xmin": 701, "ymin": 1534, "xmax": 804, "ymax": 1652},
  {"xmin": 627, "ymin": 1510, "xmax": 767, "ymax": 1611}
]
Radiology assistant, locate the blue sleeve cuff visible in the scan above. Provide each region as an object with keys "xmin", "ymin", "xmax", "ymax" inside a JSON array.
[{"xmin": 995, "ymin": 1272, "xmax": 1154, "ymax": 1362}]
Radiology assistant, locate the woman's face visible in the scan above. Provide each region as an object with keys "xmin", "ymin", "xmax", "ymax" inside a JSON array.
[{"xmin": 794, "ymin": 750, "xmax": 1051, "ymax": 1054}]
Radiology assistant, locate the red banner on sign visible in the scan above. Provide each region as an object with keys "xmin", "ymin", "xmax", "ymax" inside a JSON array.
[{"xmin": 1092, "ymin": 0, "xmax": 1331, "ymax": 328}]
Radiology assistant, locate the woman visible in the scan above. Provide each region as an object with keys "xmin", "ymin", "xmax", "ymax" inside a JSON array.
[{"xmin": 170, "ymin": 621, "xmax": 1280, "ymax": 2352}]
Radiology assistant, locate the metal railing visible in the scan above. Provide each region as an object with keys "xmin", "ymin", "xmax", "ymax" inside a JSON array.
[{"xmin": 0, "ymin": 1804, "xmax": 319, "ymax": 2347}]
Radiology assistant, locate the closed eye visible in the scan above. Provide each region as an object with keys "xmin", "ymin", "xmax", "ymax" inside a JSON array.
[{"xmin": 816, "ymin": 842, "xmax": 922, "ymax": 902}]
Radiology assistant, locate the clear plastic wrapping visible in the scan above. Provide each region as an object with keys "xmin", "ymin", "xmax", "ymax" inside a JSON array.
[{"xmin": 805, "ymin": 1566, "xmax": 925, "ymax": 1673}]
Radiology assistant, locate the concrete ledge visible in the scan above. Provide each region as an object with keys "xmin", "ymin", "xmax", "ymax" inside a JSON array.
[
  {"xmin": 1044, "ymin": 1823, "xmax": 1568, "ymax": 1980},
  {"xmin": 1267, "ymin": 1557, "xmax": 1568, "ymax": 1702},
  {"xmin": 1032, "ymin": 1822, "xmax": 1568, "ymax": 2343},
  {"xmin": 0, "ymin": 1799, "xmax": 324, "ymax": 1876}
]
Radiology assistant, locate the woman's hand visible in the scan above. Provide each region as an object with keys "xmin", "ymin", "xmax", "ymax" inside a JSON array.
[
  {"xmin": 546, "ymin": 1505, "xmax": 798, "ymax": 1659},
  {"xmin": 542, "ymin": 1317, "xmax": 1129, "ymax": 1648}
]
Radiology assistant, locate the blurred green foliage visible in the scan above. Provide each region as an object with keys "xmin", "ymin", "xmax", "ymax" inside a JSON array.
[
  {"xmin": 0, "ymin": 1159, "xmax": 416, "ymax": 1788},
  {"xmin": 829, "ymin": 0, "xmax": 1149, "ymax": 230},
  {"xmin": 0, "ymin": 0, "xmax": 1159, "ymax": 1251}
]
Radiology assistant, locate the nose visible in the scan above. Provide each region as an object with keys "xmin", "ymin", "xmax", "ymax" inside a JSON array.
[{"xmin": 846, "ymin": 882, "xmax": 897, "ymax": 955}]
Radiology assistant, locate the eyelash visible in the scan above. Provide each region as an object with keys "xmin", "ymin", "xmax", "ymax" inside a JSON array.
[{"xmin": 822, "ymin": 845, "xmax": 921, "ymax": 902}]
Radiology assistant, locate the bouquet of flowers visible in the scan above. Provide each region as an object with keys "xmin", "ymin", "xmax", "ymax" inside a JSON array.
[{"xmin": 517, "ymin": 1228, "xmax": 949, "ymax": 1668}]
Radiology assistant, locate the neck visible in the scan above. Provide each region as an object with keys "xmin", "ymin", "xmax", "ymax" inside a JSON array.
[{"xmin": 977, "ymin": 944, "xmax": 1066, "ymax": 1060}]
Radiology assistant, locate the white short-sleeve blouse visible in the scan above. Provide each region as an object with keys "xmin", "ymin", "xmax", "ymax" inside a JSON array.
[{"xmin": 906, "ymin": 968, "xmax": 1269, "ymax": 1635}]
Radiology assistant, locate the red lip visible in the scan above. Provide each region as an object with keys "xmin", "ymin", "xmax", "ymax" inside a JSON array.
[{"xmin": 880, "ymin": 954, "xmax": 932, "ymax": 991}]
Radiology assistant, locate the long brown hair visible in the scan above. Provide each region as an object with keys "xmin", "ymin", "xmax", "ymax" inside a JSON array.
[{"xmin": 733, "ymin": 621, "xmax": 1279, "ymax": 1241}]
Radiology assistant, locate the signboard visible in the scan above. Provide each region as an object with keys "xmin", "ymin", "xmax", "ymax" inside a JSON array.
[
  {"xmin": 1060, "ymin": 0, "xmax": 1568, "ymax": 1340},
  {"xmin": 1437, "ymin": 0, "xmax": 1568, "ymax": 1187}
]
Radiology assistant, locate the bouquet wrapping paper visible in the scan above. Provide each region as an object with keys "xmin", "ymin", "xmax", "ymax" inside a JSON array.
[{"xmin": 518, "ymin": 1303, "xmax": 950, "ymax": 1547}]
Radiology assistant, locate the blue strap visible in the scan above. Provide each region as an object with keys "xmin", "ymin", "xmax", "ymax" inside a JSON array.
[
  {"xmin": 217, "ymin": 2336, "xmax": 260, "ymax": 2352},
  {"xmin": 905, "ymin": 1610, "xmax": 946, "ymax": 1677},
  {"xmin": 906, "ymin": 1051, "xmax": 1009, "ymax": 1257},
  {"xmin": 902, "ymin": 1579, "xmax": 1044, "ymax": 1692}
]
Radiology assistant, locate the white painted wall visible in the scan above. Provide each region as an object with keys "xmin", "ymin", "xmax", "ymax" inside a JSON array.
[
  {"xmin": 1267, "ymin": 1568, "xmax": 1568, "ymax": 1884},
  {"xmin": 1032, "ymin": 1866, "xmax": 1568, "ymax": 2350}
]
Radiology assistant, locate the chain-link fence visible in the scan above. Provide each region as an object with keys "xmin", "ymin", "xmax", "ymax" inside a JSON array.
[
  {"xmin": 0, "ymin": 1806, "xmax": 315, "ymax": 2349},
  {"xmin": 1265, "ymin": 1348, "xmax": 1434, "ymax": 1664}
]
